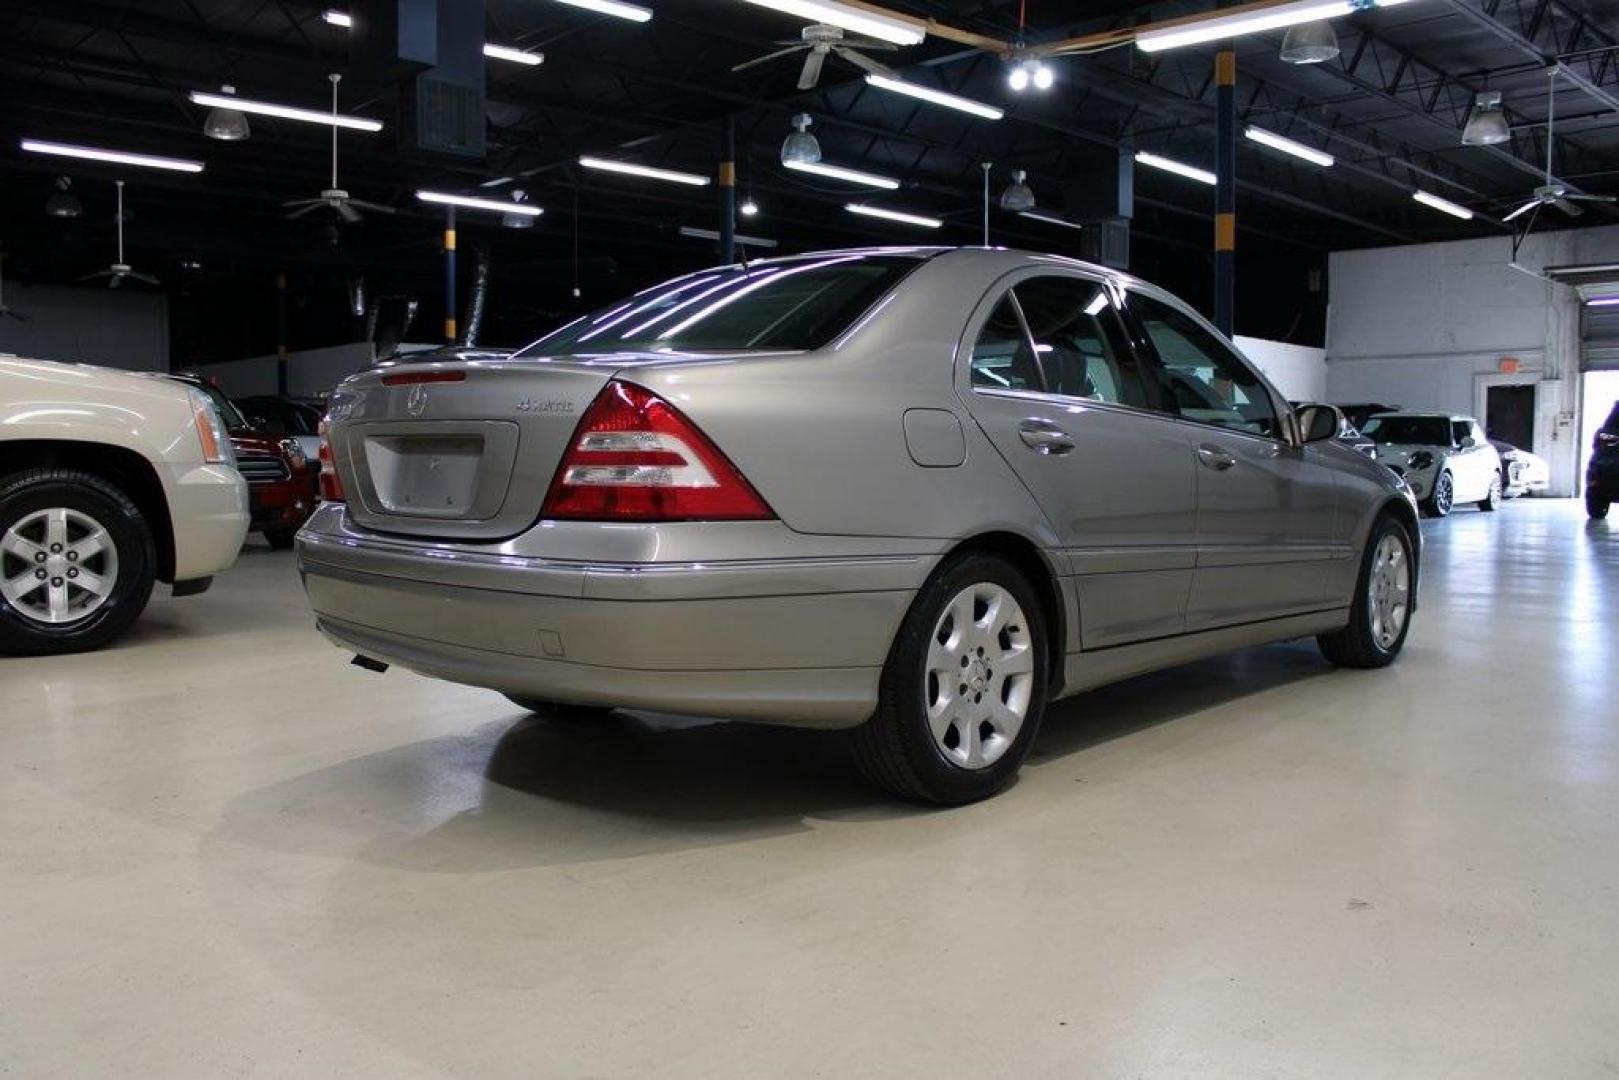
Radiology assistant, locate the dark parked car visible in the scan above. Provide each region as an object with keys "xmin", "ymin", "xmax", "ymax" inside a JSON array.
[
  {"xmin": 1589, "ymin": 402, "xmax": 1619, "ymax": 519},
  {"xmin": 166, "ymin": 375, "xmax": 316, "ymax": 549},
  {"xmin": 1336, "ymin": 402, "xmax": 1400, "ymax": 430}
]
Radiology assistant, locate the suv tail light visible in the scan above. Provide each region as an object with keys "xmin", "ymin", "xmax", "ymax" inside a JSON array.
[
  {"xmin": 541, "ymin": 380, "xmax": 773, "ymax": 521},
  {"xmin": 317, "ymin": 418, "xmax": 345, "ymax": 503}
]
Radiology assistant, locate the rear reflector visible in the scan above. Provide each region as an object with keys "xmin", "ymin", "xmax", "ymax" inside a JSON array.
[
  {"xmin": 380, "ymin": 370, "xmax": 467, "ymax": 386},
  {"xmin": 541, "ymin": 380, "xmax": 773, "ymax": 521},
  {"xmin": 317, "ymin": 418, "xmax": 345, "ymax": 503}
]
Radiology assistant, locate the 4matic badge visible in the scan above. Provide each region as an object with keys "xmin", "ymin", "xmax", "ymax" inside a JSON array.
[{"xmin": 515, "ymin": 397, "xmax": 575, "ymax": 414}]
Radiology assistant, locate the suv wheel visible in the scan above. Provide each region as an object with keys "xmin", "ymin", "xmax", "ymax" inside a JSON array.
[
  {"xmin": 1589, "ymin": 491, "xmax": 1612, "ymax": 520},
  {"xmin": 854, "ymin": 553, "xmax": 1048, "ymax": 804},
  {"xmin": 0, "ymin": 469, "xmax": 156, "ymax": 655}
]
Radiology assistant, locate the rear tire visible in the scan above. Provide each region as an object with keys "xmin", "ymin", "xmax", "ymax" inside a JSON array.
[
  {"xmin": 263, "ymin": 527, "xmax": 298, "ymax": 550},
  {"xmin": 1589, "ymin": 491, "xmax": 1612, "ymax": 520},
  {"xmin": 0, "ymin": 469, "xmax": 156, "ymax": 656},
  {"xmin": 852, "ymin": 553, "xmax": 1049, "ymax": 805},
  {"xmin": 1318, "ymin": 515, "xmax": 1415, "ymax": 670},
  {"xmin": 1478, "ymin": 472, "xmax": 1501, "ymax": 512}
]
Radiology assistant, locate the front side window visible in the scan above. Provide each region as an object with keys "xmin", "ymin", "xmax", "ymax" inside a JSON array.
[
  {"xmin": 515, "ymin": 254, "xmax": 921, "ymax": 356},
  {"xmin": 1012, "ymin": 276, "xmax": 1149, "ymax": 409},
  {"xmin": 969, "ymin": 294, "xmax": 1041, "ymax": 391},
  {"xmin": 1129, "ymin": 292, "xmax": 1280, "ymax": 438}
]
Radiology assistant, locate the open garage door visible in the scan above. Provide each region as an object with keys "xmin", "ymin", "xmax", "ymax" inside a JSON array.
[{"xmin": 1585, "ymin": 303, "xmax": 1619, "ymax": 371}]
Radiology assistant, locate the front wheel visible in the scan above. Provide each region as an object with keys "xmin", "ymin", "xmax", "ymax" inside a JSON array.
[
  {"xmin": 1424, "ymin": 471, "xmax": 1453, "ymax": 518},
  {"xmin": 1589, "ymin": 491, "xmax": 1612, "ymax": 520},
  {"xmin": 1478, "ymin": 472, "xmax": 1502, "ymax": 512},
  {"xmin": 853, "ymin": 553, "xmax": 1048, "ymax": 805},
  {"xmin": 0, "ymin": 469, "xmax": 156, "ymax": 655},
  {"xmin": 1318, "ymin": 515, "xmax": 1415, "ymax": 669}
]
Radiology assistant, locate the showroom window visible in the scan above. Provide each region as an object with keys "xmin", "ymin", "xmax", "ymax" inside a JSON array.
[
  {"xmin": 1012, "ymin": 276, "xmax": 1150, "ymax": 409},
  {"xmin": 516, "ymin": 254, "xmax": 921, "ymax": 355},
  {"xmin": 1128, "ymin": 292, "xmax": 1280, "ymax": 438},
  {"xmin": 969, "ymin": 294, "xmax": 1042, "ymax": 391}
]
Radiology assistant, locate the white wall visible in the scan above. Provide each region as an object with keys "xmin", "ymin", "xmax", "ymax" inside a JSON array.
[
  {"xmin": 1327, "ymin": 225, "xmax": 1619, "ymax": 496},
  {"xmin": 0, "ymin": 279, "xmax": 169, "ymax": 372},
  {"xmin": 195, "ymin": 343, "xmax": 378, "ymax": 398},
  {"xmin": 1234, "ymin": 335, "xmax": 1327, "ymax": 403}
]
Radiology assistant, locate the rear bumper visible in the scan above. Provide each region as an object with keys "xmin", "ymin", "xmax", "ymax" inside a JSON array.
[
  {"xmin": 160, "ymin": 463, "xmax": 249, "ymax": 581},
  {"xmin": 296, "ymin": 512, "xmax": 930, "ymax": 729}
]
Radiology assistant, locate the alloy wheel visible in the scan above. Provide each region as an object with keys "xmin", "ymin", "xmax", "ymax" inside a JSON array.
[
  {"xmin": 924, "ymin": 582, "xmax": 1035, "ymax": 769},
  {"xmin": 1367, "ymin": 533, "xmax": 1411, "ymax": 651},
  {"xmin": 0, "ymin": 507, "xmax": 120, "ymax": 625},
  {"xmin": 1434, "ymin": 474, "xmax": 1453, "ymax": 515}
]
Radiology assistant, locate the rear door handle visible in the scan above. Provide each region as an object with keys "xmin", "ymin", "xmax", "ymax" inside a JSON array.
[
  {"xmin": 1018, "ymin": 419, "xmax": 1075, "ymax": 455},
  {"xmin": 1196, "ymin": 444, "xmax": 1237, "ymax": 471}
]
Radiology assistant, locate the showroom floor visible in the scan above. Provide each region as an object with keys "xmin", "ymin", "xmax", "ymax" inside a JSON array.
[{"xmin": 4, "ymin": 499, "xmax": 1616, "ymax": 1077}]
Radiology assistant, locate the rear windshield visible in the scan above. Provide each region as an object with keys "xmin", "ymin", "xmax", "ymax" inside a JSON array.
[
  {"xmin": 515, "ymin": 254, "xmax": 920, "ymax": 357},
  {"xmin": 1361, "ymin": 416, "xmax": 1452, "ymax": 446}
]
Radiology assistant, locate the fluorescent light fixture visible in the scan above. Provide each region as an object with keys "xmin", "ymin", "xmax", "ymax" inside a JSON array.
[
  {"xmin": 19, "ymin": 139, "xmax": 204, "ymax": 173},
  {"xmin": 549, "ymin": 0, "xmax": 653, "ymax": 22},
  {"xmin": 417, "ymin": 190, "xmax": 543, "ymax": 216},
  {"xmin": 679, "ymin": 226, "xmax": 779, "ymax": 248},
  {"xmin": 782, "ymin": 159, "xmax": 900, "ymax": 189},
  {"xmin": 1136, "ymin": 0, "xmax": 1413, "ymax": 52},
  {"xmin": 320, "ymin": 13, "xmax": 545, "ymax": 65},
  {"xmin": 188, "ymin": 90, "xmax": 382, "ymax": 132},
  {"xmin": 1412, "ymin": 190, "xmax": 1475, "ymax": 220},
  {"xmin": 579, "ymin": 156, "xmax": 710, "ymax": 186},
  {"xmin": 737, "ymin": 0, "xmax": 924, "ymax": 46},
  {"xmin": 846, "ymin": 203, "xmax": 943, "ymax": 229},
  {"xmin": 1587, "ymin": 297, "xmax": 1619, "ymax": 307},
  {"xmin": 1245, "ymin": 126, "xmax": 1335, "ymax": 167},
  {"xmin": 1135, "ymin": 151, "xmax": 1217, "ymax": 186},
  {"xmin": 482, "ymin": 44, "xmax": 545, "ymax": 66},
  {"xmin": 863, "ymin": 75, "xmax": 1004, "ymax": 120},
  {"xmin": 1018, "ymin": 210, "xmax": 1083, "ymax": 230}
]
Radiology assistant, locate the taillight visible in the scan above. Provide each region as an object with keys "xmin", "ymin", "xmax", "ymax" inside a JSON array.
[
  {"xmin": 541, "ymin": 380, "xmax": 773, "ymax": 521},
  {"xmin": 317, "ymin": 418, "xmax": 345, "ymax": 503}
]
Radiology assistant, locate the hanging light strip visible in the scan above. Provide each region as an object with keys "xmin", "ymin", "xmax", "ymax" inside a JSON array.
[
  {"xmin": 782, "ymin": 159, "xmax": 900, "ymax": 189},
  {"xmin": 1135, "ymin": 0, "xmax": 1414, "ymax": 53},
  {"xmin": 863, "ymin": 75, "xmax": 1003, "ymax": 120},
  {"xmin": 579, "ymin": 156, "xmax": 712, "ymax": 186},
  {"xmin": 1244, "ymin": 126, "xmax": 1335, "ymax": 167},
  {"xmin": 846, "ymin": 203, "xmax": 943, "ymax": 228},
  {"xmin": 20, "ymin": 139, "xmax": 204, "ymax": 173},
  {"xmin": 1412, "ymin": 190, "xmax": 1475, "ymax": 220},
  {"xmin": 418, "ymin": 191, "xmax": 543, "ymax": 215},
  {"xmin": 188, "ymin": 90, "xmax": 382, "ymax": 131},
  {"xmin": 1135, "ymin": 151, "xmax": 1217, "ymax": 186},
  {"xmin": 737, "ymin": 0, "xmax": 924, "ymax": 46}
]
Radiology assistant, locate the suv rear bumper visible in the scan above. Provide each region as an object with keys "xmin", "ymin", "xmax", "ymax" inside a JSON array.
[{"xmin": 296, "ymin": 511, "xmax": 931, "ymax": 728}]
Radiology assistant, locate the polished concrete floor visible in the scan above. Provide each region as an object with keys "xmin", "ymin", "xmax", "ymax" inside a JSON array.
[{"xmin": 3, "ymin": 499, "xmax": 1617, "ymax": 1077}]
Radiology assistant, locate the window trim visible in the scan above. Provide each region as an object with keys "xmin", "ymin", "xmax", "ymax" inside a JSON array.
[
  {"xmin": 1117, "ymin": 284, "xmax": 1299, "ymax": 448},
  {"xmin": 957, "ymin": 268, "xmax": 1171, "ymax": 422}
]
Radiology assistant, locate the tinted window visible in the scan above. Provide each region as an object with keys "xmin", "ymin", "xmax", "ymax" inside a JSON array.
[
  {"xmin": 516, "ymin": 254, "xmax": 919, "ymax": 356},
  {"xmin": 969, "ymin": 294, "xmax": 1041, "ymax": 391},
  {"xmin": 1012, "ymin": 276, "xmax": 1149, "ymax": 409},
  {"xmin": 1361, "ymin": 416, "xmax": 1453, "ymax": 446},
  {"xmin": 1452, "ymin": 420, "xmax": 1471, "ymax": 445},
  {"xmin": 1129, "ymin": 293, "xmax": 1280, "ymax": 437}
]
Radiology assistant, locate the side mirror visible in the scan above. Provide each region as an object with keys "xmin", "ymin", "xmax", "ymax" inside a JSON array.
[{"xmin": 1296, "ymin": 404, "xmax": 1341, "ymax": 445}]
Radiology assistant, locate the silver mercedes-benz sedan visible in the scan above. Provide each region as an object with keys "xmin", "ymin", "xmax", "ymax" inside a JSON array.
[{"xmin": 297, "ymin": 247, "xmax": 1419, "ymax": 804}]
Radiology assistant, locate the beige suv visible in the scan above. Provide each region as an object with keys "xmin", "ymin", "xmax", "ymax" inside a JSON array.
[{"xmin": 0, "ymin": 356, "xmax": 249, "ymax": 654}]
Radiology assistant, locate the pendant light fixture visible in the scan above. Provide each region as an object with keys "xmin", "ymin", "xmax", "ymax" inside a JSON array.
[
  {"xmin": 1461, "ymin": 92, "xmax": 1511, "ymax": 147},
  {"xmin": 780, "ymin": 113, "xmax": 821, "ymax": 165},
  {"xmin": 999, "ymin": 169, "xmax": 1036, "ymax": 212},
  {"xmin": 1279, "ymin": 21, "xmax": 1339, "ymax": 64},
  {"xmin": 202, "ymin": 85, "xmax": 252, "ymax": 141}
]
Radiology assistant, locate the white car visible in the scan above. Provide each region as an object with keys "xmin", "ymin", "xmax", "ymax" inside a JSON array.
[
  {"xmin": 1490, "ymin": 439, "xmax": 1551, "ymax": 498},
  {"xmin": 1361, "ymin": 411, "xmax": 1502, "ymax": 517},
  {"xmin": 0, "ymin": 356, "xmax": 250, "ymax": 654}
]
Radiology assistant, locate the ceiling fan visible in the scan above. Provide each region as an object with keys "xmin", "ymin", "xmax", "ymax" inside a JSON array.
[
  {"xmin": 1503, "ymin": 68, "xmax": 1615, "ymax": 225},
  {"xmin": 731, "ymin": 24, "xmax": 898, "ymax": 90},
  {"xmin": 283, "ymin": 74, "xmax": 396, "ymax": 224},
  {"xmin": 78, "ymin": 181, "xmax": 161, "ymax": 289}
]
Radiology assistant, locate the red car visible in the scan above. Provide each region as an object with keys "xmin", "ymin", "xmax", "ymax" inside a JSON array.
[{"xmin": 166, "ymin": 375, "xmax": 317, "ymax": 549}]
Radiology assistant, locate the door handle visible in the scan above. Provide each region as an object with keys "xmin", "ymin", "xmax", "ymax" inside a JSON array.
[
  {"xmin": 1018, "ymin": 419, "xmax": 1075, "ymax": 455},
  {"xmin": 1196, "ymin": 444, "xmax": 1237, "ymax": 471}
]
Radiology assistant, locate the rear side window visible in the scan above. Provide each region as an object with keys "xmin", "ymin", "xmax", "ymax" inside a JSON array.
[
  {"xmin": 969, "ymin": 294, "xmax": 1041, "ymax": 391},
  {"xmin": 1129, "ymin": 292, "xmax": 1280, "ymax": 438},
  {"xmin": 1012, "ymin": 276, "xmax": 1149, "ymax": 409},
  {"xmin": 516, "ymin": 254, "xmax": 920, "ymax": 356}
]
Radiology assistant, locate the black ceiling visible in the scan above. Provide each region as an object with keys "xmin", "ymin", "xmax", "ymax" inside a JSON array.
[{"xmin": 2, "ymin": 0, "xmax": 1617, "ymax": 360}]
